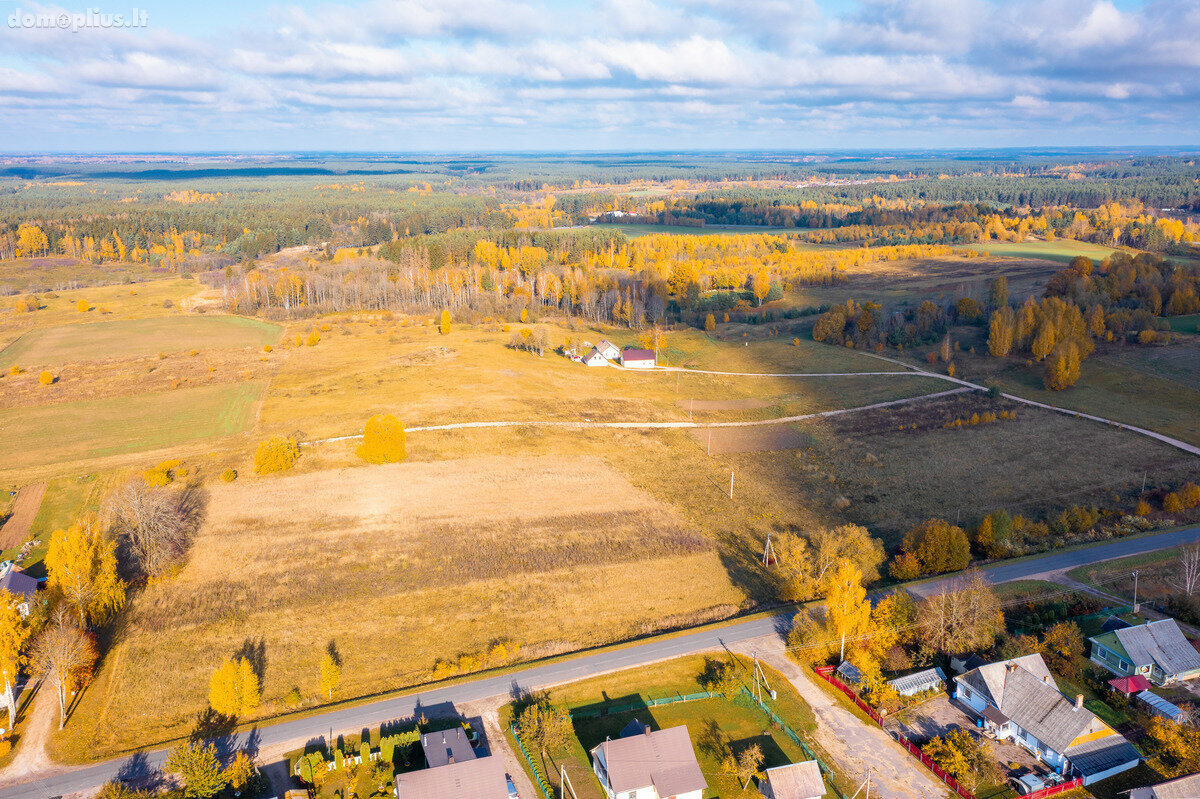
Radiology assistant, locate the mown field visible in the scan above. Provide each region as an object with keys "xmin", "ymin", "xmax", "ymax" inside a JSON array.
[
  {"xmin": 957, "ymin": 239, "xmax": 1119, "ymax": 264},
  {"xmin": 0, "ymin": 315, "xmax": 280, "ymax": 368},
  {"xmin": 0, "ymin": 381, "xmax": 265, "ymax": 471},
  {"xmin": 54, "ymin": 454, "xmax": 748, "ymax": 759}
]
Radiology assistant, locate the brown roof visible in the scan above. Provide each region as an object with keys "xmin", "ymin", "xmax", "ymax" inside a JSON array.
[
  {"xmin": 621, "ymin": 349, "xmax": 655, "ymax": 361},
  {"xmin": 395, "ymin": 753, "xmax": 508, "ymax": 799},
  {"xmin": 763, "ymin": 761, "xmax": 825, "ymax": 798},
  {"xmin": 592, "ymin": 725, "xmax": 706, "ymax": 796}
]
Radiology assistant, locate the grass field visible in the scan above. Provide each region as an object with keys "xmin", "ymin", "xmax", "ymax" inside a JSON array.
[
  {"xmin": 957, "ymin": 240, "xmax": 1119, "ymax": 264},
  {"xmin": 502, "ymin": 654, "xmax": 854, "ymax": 799},
  {"xmin": 0, "ymin": 381, "xmax": 265, "ymax": 471},
  {"xmin": 587, "ymin": 222, "xmax": 809, "ymax": 237},
  {"xmin": 1066, "ymin": 547, "xmax": 1185, "ymax": 606},
  {"xmin": 54, "ymin": 455, "xmax": 748, "ymax": 760},
  {"xmin": 0, "ymin": 257, "xmax": 167, "ymax": 293},
  {"xmin": 1162, "ymin": 313, "xmax": 1200, "ymax": 334},
  {"xmin": 0, "ymin": 315, "xmax": 280, "ymax": 368}
]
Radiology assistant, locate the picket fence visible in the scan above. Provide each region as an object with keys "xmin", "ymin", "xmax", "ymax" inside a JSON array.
[{"xmin": 813, "ymin": 665, "xmax": 1083, "ymax": 799}]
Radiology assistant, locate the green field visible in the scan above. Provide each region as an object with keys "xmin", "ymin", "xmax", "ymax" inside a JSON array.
[
  {"xmin": 0, "ymin": 315, "xmax": 281, "ymax": 368},
  {"xmin": 960, "ymin": 240, "xmax": 1119, "ymax": 264},
  {"xmin": 588, "ymin": 222, "xmax": 810, "ymax": 237},
  {"xmin": 1162, "ymin": 313, "xmax": 1200, "ymax": 334},
  {"xmin": 0, "ymin": 381, "xmax": 265, "ymax": 471}
]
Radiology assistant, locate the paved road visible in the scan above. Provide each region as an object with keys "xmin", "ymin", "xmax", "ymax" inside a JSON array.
[{"xmin": 4, "ymin": 524, "xmax": 1198, "ymax": 798}]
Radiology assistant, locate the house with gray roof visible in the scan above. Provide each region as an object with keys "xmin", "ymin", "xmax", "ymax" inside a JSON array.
[
  {"xmin": 1129, "ymin": 772, "xmax": 1200, "ymax": 799},
  {"xmin": 760, "ymin": 760, "xmax": 825, "ymax": 799},
  {"xmin": 591, "ymin": 723, "xmax": 706, "ymax": 799},
  {"xmin": 954, "ymin": 653, "xmax": 1140, "ymax": 786},
  {"xmin": 1088, "ymin": 618, "xmax": 1200, "ymax": 686},
  {"xmin": 0, "ymin": 566, "xmax": 37, "ymax": 617},
  {"xmin": 394, "ymin": 727, "xmax": 510, "ymax": 799}
]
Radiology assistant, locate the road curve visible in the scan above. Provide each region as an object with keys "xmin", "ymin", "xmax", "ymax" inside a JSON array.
[{"xmin": 3, "ymin": 524, "xmax": 1198, "ymax": 799}]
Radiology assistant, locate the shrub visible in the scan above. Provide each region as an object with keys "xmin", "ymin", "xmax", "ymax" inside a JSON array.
[
  {"xmin": 1135, "ymin": 499, "xmax": 1152, "ymax": 516},
  {"xmin": 76, "ymin": 299, "xmax": 90, "ymax": 312},
  {"xmin": 357, "ymin": 415, "xmax": 407, "ymax": 464},
  {"xmin": 1164, "ymin": 493, "xmax": 1184, "ymax": 513},
  {"xmin": 285, "ymin": 687, "xmax": 303, "ymax": 708},
  {"xmin": 9, "ymin": 365, "xmax": 23, "ymax": 375},
  {"xmin": 38, "ymin": 370, "xmax": 55, "ymax": 385},
  {"xmin": 306, "ymin": 329, "xmax": 320, "ymax": 346},
  {"xmin": 220, "ymin": 469, "xmax": 238, "ymax": 482},
  {"xmin": 254, "ymin": 435, "xmax": 300, "ymax": 474},
  {"xmin": 792, "ymin": 337, "xmax": 800, "ymax": 346},
  {"xmin": 439, "ymin": 309, "xmax": 451, "ymax": 335},
  {"xmin": 888, "ymin": 551, "xmax": 922, "ymax": 581},
  {"xmin": 704, "ymin": 313, "xmax": 716, "ymax": 332},
  {"xmin": 162, "ymin": 299, "xmax": 174, "ymax": 308},
  {"xmin": 262, "ymin": 344, "xmax": 272, "ymax": 353}
]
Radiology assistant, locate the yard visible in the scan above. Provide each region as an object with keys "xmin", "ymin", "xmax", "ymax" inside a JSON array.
[{"xmin": 501, "ymin": 653, "xmax": 855, "ymax": 799}]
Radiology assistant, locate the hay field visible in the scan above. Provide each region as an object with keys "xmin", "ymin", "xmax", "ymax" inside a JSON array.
[
  {"xmin": 0, "ymin": 316, "xmax": 280, "ymax": 368},
  {"xmin": 0, "ymin": 382, "xmax": 265, "ymax": 471},
  {"xmin": 964, "ymin": 240, "xmax": 1119, "ymax": 264},
  {"xmin": 57, "ymin": 454, "xmax": 746, "ymax": 758}
]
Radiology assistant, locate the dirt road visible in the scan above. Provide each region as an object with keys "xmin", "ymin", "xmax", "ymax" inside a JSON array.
[{"xmin": 0, "ymin": 484, "xmax": 44, "ymax": 549}]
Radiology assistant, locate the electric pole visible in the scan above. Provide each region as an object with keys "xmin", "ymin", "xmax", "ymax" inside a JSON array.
[
  {"xmin": 729, "ymin": 471, "xmax": 734, "ymax": 500},
  {"xmin": 1133, "ymin": 570, "xmax": 1140, "ymax": 613}
]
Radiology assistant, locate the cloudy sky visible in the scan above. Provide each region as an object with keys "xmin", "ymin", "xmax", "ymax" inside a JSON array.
[{"xmin": 0, "ymin": 0, "xmax": 1195, "ymax": 151}]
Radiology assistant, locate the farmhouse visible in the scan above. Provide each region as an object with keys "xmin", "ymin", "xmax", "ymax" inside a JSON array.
[
  {"xmin": 759, "ymin": 761, "xmax": 826, "ymax": 799},
  {"xmin": 581, "ymin": 347, "xmax": 608, "ymax": 367},
  {"xmin": 1088, "ymin": 619, "xmax": 1200, "ymax": 686},
  {"xmin": 620, "ymin": 348, "xmax": 656, "ymax": 368},
  {"xmin": 954, "ymin": 654, "xmax": 1140, "ymax": 785},
  {"xmin": 0, "ymin": 564, "xmax": 38, "ymax": 617},
  {"xmin": 394, "ymin": 727, "xmax": 509, "ymax": 799},
  {"xmin": 590, "ymin": 723, "xmax": 706, "ymax": 799},
  {"xmin": 1129, "ymin": 773, "xmax": 1200, "ymax": 799},
  {"xmin": 594, "ymin": 339, "xmax": 621, "ymax": 360}
]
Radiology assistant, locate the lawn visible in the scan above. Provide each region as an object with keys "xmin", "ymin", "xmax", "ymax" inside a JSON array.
[
  {"xmin": 0, "ymin": 315, "xmax": 281, "ymax": 368},
  {"xmin": 1067, "ymin": 547, "xmax": 1187, "ymax": 607},
  {"xmin": 959, "ymin": 240, "xmax": 1119, "ymax": 264},
  {"xmin": 0, "ymin": 472, "xmax": 124, "ymax": 575},
  {"xmin": 52, "ymin": 455, "xmax": 749, "ymax": 761},
  {"xmin": 503, "ymin": 654, "xmax": 854, "ymax": 799},
  {"xmin": 0, "ymin": 381, "xmax": 265, "ymax": 472},
  {"xmin": 1161, "ymin": 313, "xmax": 1200, "ymax": 334}
]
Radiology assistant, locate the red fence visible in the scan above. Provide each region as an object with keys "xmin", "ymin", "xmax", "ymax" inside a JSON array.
[{"xmin": 812, "ymin": 666, "xmax": 1084, "ymax": 799}]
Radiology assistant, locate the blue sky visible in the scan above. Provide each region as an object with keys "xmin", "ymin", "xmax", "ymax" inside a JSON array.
[{"xmin": 0, "ymin": 0, "xmax": 1195, "ymax": 151}]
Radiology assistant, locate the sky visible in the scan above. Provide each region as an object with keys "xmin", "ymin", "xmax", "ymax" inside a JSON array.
[{"xmin": 0, "ymin": 0, "xmax": 1196, "ymax": 152}]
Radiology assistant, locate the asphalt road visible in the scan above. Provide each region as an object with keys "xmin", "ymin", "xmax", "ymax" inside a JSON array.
[{"xmin": 3, "ymin": 524, "xmax": 1198, "ymax": 799}]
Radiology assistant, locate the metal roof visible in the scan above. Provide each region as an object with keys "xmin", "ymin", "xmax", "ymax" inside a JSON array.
[
  {"xmin": 1137, "ymin": 689, "xmax": 1185, "ymax": 720},
  {"xmin": 836, "ymin": 661, "xmax": 863, "ymax": 683},
  {"xmin": 1065, "ymin": 733, "xmax": 1141, "ymax": 777},
  {"xmin": 0, "ymin": 568, "xmax": 36, "ymax": 602},
  {"xmin": 592, "ymin": 725, "xmax": 706, "ymax": 797},
  {"xmin": 763, "ymin": 761, "xmax": 826, "ymax": 799},
  {"xmin": 421, "ymin": 727, "xmax": 475, "ymax": 768},
  {"xmin": 395, "ymin": 753, "xmax": 508, "ymax": 799},
  {"xmin": 1112, "ymin": 620, "xmax": 1200, "ymax": 676},
  {"xmin": 888, "ymin": 666, "xmax": 946, "ymax": 696},
  {"xmin": 1130, "ymin": 773, "xmax": 1200, "ymax": 799}
]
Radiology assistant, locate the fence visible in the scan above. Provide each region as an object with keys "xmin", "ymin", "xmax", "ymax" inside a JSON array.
[
  {"xmin": 510, "ymin": 724, "xmax": 554, "ymax": 799},
  {"xmin": 813, "ymin": 666, "xmax": 1086, "ymax": 799},
  {"xmin": 568, "ymin": 690, "xmax": 718, "ymax": 719},
  {"xmin": 740, "ymin": 687, "xmax": 851, "ymax": 799}
]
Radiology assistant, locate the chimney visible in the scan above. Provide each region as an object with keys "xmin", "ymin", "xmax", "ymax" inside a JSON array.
[{"xmin": 1075, "ymin": 694, "xmax": 1084, "ymax": 711}]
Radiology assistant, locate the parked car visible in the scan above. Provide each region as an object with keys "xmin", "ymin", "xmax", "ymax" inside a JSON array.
[
  {"xmin": 506, "ymin": 773, "xmax": 519, "ymax": 799},
  {"xmin": 1010, "ymin": 774, "xmax": 1046, "ymax": 795}
]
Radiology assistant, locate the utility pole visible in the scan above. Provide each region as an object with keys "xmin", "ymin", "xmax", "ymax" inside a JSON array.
[
  {"xmin": 762, "ymin": 531, "xmax": 776, "ymax": 568},
  {"xmin": 729, "ymin": 471, "xmax": 734, "ymax": 500},
  {"xmin": 561, "ymin": 764, "xmax": 578, "ymax": 799},
  {"xmin": 1133, "ymin": 570, "xmax": 1140, "ymax": 613},
  {"xmin": 1142, "ymin": 471, "xmax": 1147, "ymax": 493},
  {"xmin": 839, "ymin": 629, "xmax": 846, "ymax": 663}
]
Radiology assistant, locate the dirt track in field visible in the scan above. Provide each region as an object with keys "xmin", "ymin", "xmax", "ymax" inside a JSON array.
[{"xmin": 0, "ymin": 482, "xmax": 45, "ymax": 548}]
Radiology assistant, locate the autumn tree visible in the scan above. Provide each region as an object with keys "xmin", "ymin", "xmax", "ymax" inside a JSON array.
[
  {"xmin": 987, "ymin": 275, "xmax": 1008, "ymax": 309},
  {"xmin": 356, "ymin": 414, "xmax": 407, "ymax": 464},
  {"xmin": 737, "ymin": 743, "xmax": 764, "ymax": 790},
  {"xmin": 166, "ymin": 740, "xmax": 227, "ymax": 799},
  {"xmin": 29, "ymin": 615, "xmax": 97, "ymax": 729},
  {"xmin": 1041, "ymin": 621, "xmax": 1085, "ymax": 679},
  {"xmin": 45, "ymin": 520, "xmax": 126, "ymax": 629},
  {"xmin": 1043, "ymin": 341, "xmax": 1081, "ymax": 390},
  {"xmin": 439, "ymin": 309, "xmax": 451, "ymax": 335},
  {"xmin": 773, "ymin": 532, "xmax": 814, "ymax": 602},
  {"xmin": 514, "ymin": 695, "xmax": 572, "ymax": 760},
  {"xmin": 1146, "ymin": 716, "xmax": 1200, "ymax": 778},
  {"xmin": 704, "ymin": 313, "xmax": 716, "ymax": 333},
  {"xmin": 923, "ymin": 729, "xmax": 1001, "ymax": 793},
  {"xmin": 987, "ymin": 307, "xmax": 1015, "ymax": 357},
  {"xmin": 901, "ymin": 518, "xmax": 971, "ymax": 575},
  {"xmin": 319, "ymin": 644, "xmax": 342, "ymax": 700},
  {"xmin": 808, "ymin": 524, "xmax": 886, "ymax": 584},
  {"xmin": 824, "ymin": 559, "xmax": 872, "ymax": 662},
  {"xmin": 15, "ymin": 224, "xmax": 49, "ymax": 257},
  {"xmin": 208, "ymin": 657, "xmax": 260, "ymax": 717},
  {"xmin": 254, "ymin": 435, "xmax": 299, "ymax": 474},
  {"xmin": 223, "ymin": 751, "xmax": 257, "ymax": 796},
  {"xmin": 1169, "ymin": 543, "xmax": 1200, "ymax": 597},
  {"xmin": 104, "ymin": 478, "xmax": 198, "ymax": 578},
  {"xmin": 0, "ymin": 594, "xmax": 31, "ymax": 728},
  {"xmin": 917, "ymin": 571, "xmax": 1003, "ymax": 654}
]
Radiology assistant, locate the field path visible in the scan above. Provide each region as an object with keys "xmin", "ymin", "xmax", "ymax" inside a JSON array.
[
  {"xmin": 0, "ymin": 682, "xmax": 55, "ymax": 780},
  {"xmin": 740, "ymin": 636, "xmax": 951, "ymax": 799},
  {"xmin": 0, "ymin": 483, "xmax": 45, "ymax": 549}
]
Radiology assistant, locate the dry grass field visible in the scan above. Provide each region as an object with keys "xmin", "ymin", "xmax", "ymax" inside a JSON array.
[
  {"xmin": 0, "ymin": 315, "xmax": 280, "ymax": 368},
  {"xmin": 55, "ymin": 454, "xmax": 747, "ymax": 759}
]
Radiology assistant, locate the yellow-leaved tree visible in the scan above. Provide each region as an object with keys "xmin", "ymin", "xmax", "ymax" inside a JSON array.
[
  {"xmin": 319, "ymin": 648, "xmax": 342, "ymax": 700},
  {"xmin": 357, "ymin": 414, "xmax": 406, "ymax": 464},
  {"xmin": 45, "ymin": 520, "xmax": 126, "ymax": 629},
  {"xmin": 254, "ymin": 435, "xmax": 299, "ymax": 474},
  {"xmin": 439, "ymin": 309, "xmax": 451, "ymax": 335},
  {"xmin": 0, "ymin": 594, "xmax": 31, "ymax": 727},
  {"xmin": 209, "ymin": 657, "xmax": 260, "ymax": 717},
  {"xmin": 823, "ymin": 558, "xmax": 872, "ymax": 664}
]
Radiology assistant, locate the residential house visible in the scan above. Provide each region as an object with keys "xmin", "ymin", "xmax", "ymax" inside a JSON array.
[
  {"xmin": 590, "ymin": 723, "xmax": 706, "ymax": 799},
  {"xmin": 582, "ymin": 347, "xmax": 608, "ymax": 367},
  {"xmin": 760, "ymin": 761, "xmax": 825, "ymax": 799},
  {"xmin": 394, "ymin": 727, "xmax": 510, "ymax": 799},
  {"xmin": 1129, "ymin": 773, "xmax": 1200, "ymax": 799},
  {"xmin": 888, "ymin": 666, "xmax": 946, "ymax": 697},
  {"xmin": 0, "ymin": 565, "xmax": 37, "ymax": 617},
  {"xmin": 594, "ymin": 339, "xmax": 621, "ymax": 360},
  {"xmin": 619, "ymin": 349, "xmax": 656, "ymax": 369},
  {"xmin": 954, "ymin": 654, "xmax": 1140, "ymax": 785},
  {"xmin": 1088, "ymin": 619, "xmax": 1200, "ymax": 686}
]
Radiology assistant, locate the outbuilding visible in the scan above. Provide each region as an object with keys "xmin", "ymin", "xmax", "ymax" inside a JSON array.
[
  {"xmin": 760, "ymin": 761, "xmax": 825, "ymax": 799},
  {"xmin": 620, "ymin": 348, "xmax": 656, "ymax": 368}
]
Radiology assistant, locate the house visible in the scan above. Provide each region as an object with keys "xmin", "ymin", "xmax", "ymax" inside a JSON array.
[
  {"xmin": 888, "ymin": 666, "xmax": 946, "ymax": 697},
  {"xmin": 0, "ymin": 565, "xmax": 37, "ymax": 617},
  {"xmin": 620, "ymin": 349, "xmax": 656, "ymax": 369},
  {"xmin": 760, "ymin": 761, "xmax": 825, "ymax": 799},
  {"xmin": 581, "ymin": 347, "xmax": 608, "ymax": 367},
  {"xmin": 395, "ymin": 727, "xmax": 509, "ymax": 799},
  {"xmin": 1107, "ymin": 674, "xmax": 1150, "ymax": 696},
  {"xmin": 594, "ymin": 339, "xmax": 621, "ymax": 360},
  {"xmin": 954, "ymin": 654, "xmax": 1140, "ymax": 785},
  {"xmin": 1088, "ymin": 619, "xmax": 1200, "ymax": 686},
  {"xmin": 1129, "ymin": 772, "xmax": 1200, "ymax": 799},
  {"xmin": 1136, "ymin": 690, "xmax": 1186, "ymax": 723},
  {"xmin": 590, "ymin": 723, "xmax": 706, "ymax": 799}
]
